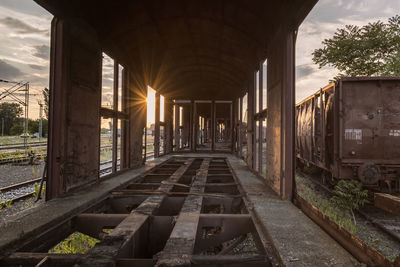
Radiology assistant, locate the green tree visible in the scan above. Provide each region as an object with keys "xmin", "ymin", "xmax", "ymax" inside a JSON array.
[
  {"xmin": 0, "ymin": 103, "xmax": 23, "ymax": 135},
  {"xmin": 28, "ymin": 119, "xmax": 39, "ymax": 134},
  {"xmin": 331, "ymin": 180, "xmax": 369, "ymax": 225},
  {"xmin": 27, "ymin": 119, "xmax": 48, "ymax": 136},
  {"xmin": 42, "ymin": 119, "xmax": 48, "ymax": 137},
  {"xmin": 10, "ymin": 123, "xmax": 24, "ymax": 135},
  {"xmin": 312, "ymin": 15, "xmax": 400, "ymax": 77}
]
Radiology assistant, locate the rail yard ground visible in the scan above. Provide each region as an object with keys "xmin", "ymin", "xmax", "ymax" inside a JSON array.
[
  {"xmin": 0, "ymin": 136, "xmax": 47, "ymax": 146},
  {"xmin": 0, "ymin": 162, "xmax": 44, "ymax": 188},
  {"xmin": 0, "ymin": 161, "xmax": 45, "ymax": 218}
]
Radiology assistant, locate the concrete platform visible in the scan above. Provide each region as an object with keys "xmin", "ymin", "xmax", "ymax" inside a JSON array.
[{"xmin": 227, "ymin": 155, "xmax": 359, "ymax": 266}]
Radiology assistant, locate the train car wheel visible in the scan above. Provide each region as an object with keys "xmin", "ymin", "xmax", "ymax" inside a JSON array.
[{"xmin": 358, "ymin": 163, "xmax": 381, "ymax": 185}]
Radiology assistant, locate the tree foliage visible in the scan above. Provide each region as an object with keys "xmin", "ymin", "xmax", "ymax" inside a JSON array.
[
  {"xmin": 0, "ymin": 102, "xmax": 23, "ymax": 135},
  {"xmin": 28, "ymin": 119, "xmax": 48, "ymax": 135},
  {"xmin": 10, "ymin": 123, "xmax": 24, "ymax": 135},
  {"xmin": 331, "ymin": 180, "xmax": 369, "ymax": 225},
  {"xmin": 312, "ymin": 15, "xmax": 400, "ymax": 77}
]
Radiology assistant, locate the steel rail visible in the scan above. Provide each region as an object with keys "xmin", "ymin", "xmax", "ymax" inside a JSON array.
[{"xmin": 0, "ymin": 178, "xmax": 42, "ymax": 193}]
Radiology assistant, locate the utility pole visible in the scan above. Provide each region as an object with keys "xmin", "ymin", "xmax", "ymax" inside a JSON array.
[
  {"xmin": 1, "ymin": 118, "xmax": 4, "ymax": 136},
  {"xmin": 0, "ymin": 80, "xmax": 31, "ymax": 143},
  {"xmin": 38, "ymin": 101, "xmax": 43, "ymax": 141},
  {"xmin": 24, "ymin": 83, "xmax": 29, "ymax": 147}
]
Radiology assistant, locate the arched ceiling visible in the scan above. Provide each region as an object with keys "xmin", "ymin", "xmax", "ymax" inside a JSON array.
[{"xmin": 36, "ymin": 0, "xmax": 317, "ymax": 100}]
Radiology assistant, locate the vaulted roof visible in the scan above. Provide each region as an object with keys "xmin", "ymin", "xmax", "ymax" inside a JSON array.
[{"xmin": 36, "ymin": 0, "xmax": 317, "ymax": 100}]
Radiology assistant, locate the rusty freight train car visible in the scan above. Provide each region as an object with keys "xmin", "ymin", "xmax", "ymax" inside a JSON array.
[{"xmin": 296, "ymin": 77, "xmax": 400, "ymax": 191}]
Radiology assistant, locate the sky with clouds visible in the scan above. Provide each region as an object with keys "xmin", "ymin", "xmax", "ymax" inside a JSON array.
[
  {"xmin": 0, "ymin": 0, "xmax": 51, "ymax": 119},
  {"xmin": 0, "ymin": 0, "xmax": 398, "ymax": 120},
  {"xmin": 296, "ymin": 0, "xmax": 400, "ymax": 102}
]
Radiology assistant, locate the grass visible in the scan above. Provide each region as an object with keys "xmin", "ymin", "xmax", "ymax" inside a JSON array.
[
  {"xmin": 296, "ymin": 174, "xmax": 400, "ymax": 262},
  {"xmin": 0, "ymin": 147, "xmax": 46, "ymax": 161},
  {"xmin": 0, "ymin": 198, "xmax": 13, "ymax": 212},
  {"xmin": 295, "ymin": 175, "xmax": 357, "ymax": 234},
  {"xmin": 33, "ymin": 182, "xmax": 46, "ymax": 199},
  {"xmin": 0, "ymin": 136, "xmax": 47, "ymax": 146}
]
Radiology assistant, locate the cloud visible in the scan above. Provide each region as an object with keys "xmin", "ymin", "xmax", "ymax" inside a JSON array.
[
  {"xmin": 0, "ymin": 16, "xmax": 47, "ymax": 35},
  {"xmin": 0, "ymin": 0, "xmax": 53, "ymax": 17},
  {"xmin": 0, "ymin": 59, "xmax": 24, "ymax": 80},
  {"xmin": 32, "ymin": 45, "xmax": 50, "ymax": 60},
  {"xmin": 28, "ymin": 64, "xmax": 46, "ymax": 71},
  {"xmin": 296, "ymin": 64, "xmax": 314, "ymax": 80}
]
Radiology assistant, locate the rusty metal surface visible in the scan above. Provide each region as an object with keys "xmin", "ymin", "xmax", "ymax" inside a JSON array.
[{"xmin": 296, "ymin": 77, "xmax": 400, "ymax": 187}]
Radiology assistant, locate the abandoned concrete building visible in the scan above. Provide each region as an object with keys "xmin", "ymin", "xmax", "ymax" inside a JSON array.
[{"xmin": 0, "ymin": 0, "xmax": 366, "ymax": 266}]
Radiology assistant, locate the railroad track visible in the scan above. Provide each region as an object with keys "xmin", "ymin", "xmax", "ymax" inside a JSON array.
[
  {"xmin": 99, "ymin": 152, "xmax": 154, "ymax": 176},
  {"xmin": 0, "ymin": 145, "xmax": 120, "ymax": 165},
  {"xmin": 0, "ymin": 178, "xmax": 42, "ymax": 203},
  {"xmin": 0, "ymin": 154, "xmax": 46, "ymax": 165},
  {"xmin": 297, "ymin": 170, "xmax": 400, "ymax": 243},
  {"xmin": 0, "ymin": 142, "xmax": 47, "ymax": 151}
]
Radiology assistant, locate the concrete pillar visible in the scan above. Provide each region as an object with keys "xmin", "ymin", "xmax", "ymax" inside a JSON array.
[
  {"xmin": 238, "ymin": 97, "xmax": 243, "ymax": 157},
  {"xmin": 154, "ymin": 92, "xmax": 160, "ymax": 157},
  {"xmin": 282, "ymin": 30, "xmax": 296, "ymax": 200},
  {"xmin": 174, "ymin": 104, "xmax": 180, "ymax": 152},
  {"xmin": 112, "ymin": 63, "xmax": 118, "ymax": 174},
  {"xmin": 182, "ymin": 106, "xmax": 190, "ymax": 148},
  {"xmin": 230, "ymin": 103, "xmax": 233, "ymax": 152},
  {"xmin": 191, "ymin": 101, "xmax": 197, "ymax": 152},
  {"xmin": 127, "ymin": 74, "xmax": 147, "ymax": 168},
  {"xmin": 258, "ymin": 62, "xmax": 263, "ymax": 173},
  {"xmin": 211, "ymin": 101, "xmax": 216, "ymax": 151},
  {"xmin": 47, "ymin": 18, "xmax": 101, "ymax": 199},
  {"xmin": 232, "ymin": 100, "xmax": 238, "ymax": 153},
  {"xmin": 121, "ymin": 69, "xmax": 130, "ymax": 169},
  {"xmin": 266, "ymin": 25, "xmax": 296, "ymax": 200},
  {"xmin": 247, "ymin": 73, "xmax": 255, "ymax": 168},
  {"xmin": 164, "ymin": 98, "xmax": 173, "ymax": 154}
]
